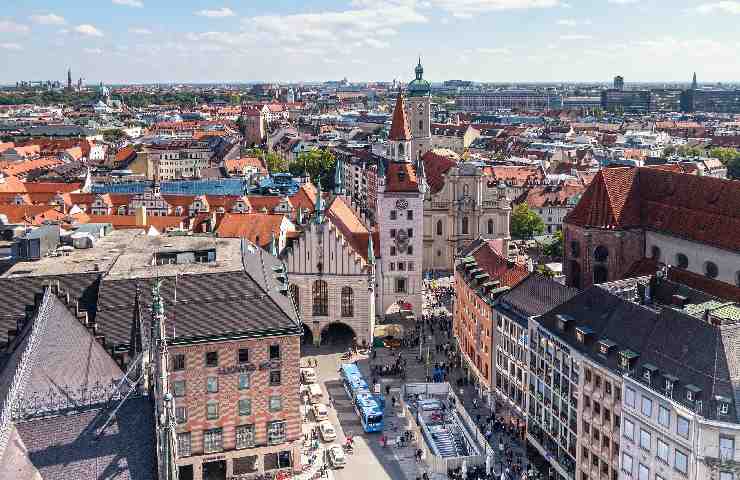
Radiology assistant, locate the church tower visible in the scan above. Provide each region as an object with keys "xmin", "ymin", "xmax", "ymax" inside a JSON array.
[
  {"xmin": 376, "ymin": 90, "xmax": 425, "ymax": 320},
  {"xmin": 407, "ymin": 58, "xmax": 432, "ymax": 158}
]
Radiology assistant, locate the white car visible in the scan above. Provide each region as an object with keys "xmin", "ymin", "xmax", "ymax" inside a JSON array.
[
  {"xmin": 319, "ymin": 420, "xmax": 337, "ymax": 442},
  {"xmin": 327, "ymin": 445, "xmax": 346, "ymax": 469},
  {"xmin": 312, "ymin": 403, "xmax": 329, "ymax": 422}
]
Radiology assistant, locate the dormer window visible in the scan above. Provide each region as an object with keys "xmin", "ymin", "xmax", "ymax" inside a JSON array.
[
  {"xmin": 556, "ymin": 314, "xmax": 573, "ymax": 332},
  {"xmin": 575, "ymin": 326, "xmax": 593, "ymax": 344},
  {"xmin": 619, "ymin": 350, "xmax": 639, "ymax": 370},
  {"xmin": 716, "ymin": 396, "xmax": 730, "ymax": 416},
  {"xmin": 686, "ymin": 385, "xmax": 701, "ymax": 402},
  {"xmin": 664, "ymin": 374, "xmax": 678, "ymax": 395},
  {"xmin": 598, "ymin": 339, "xmax": 616, "ymax": 355},
  {"xmin": 398, "ymin": 170, "xmax": 406, "ymax": 182},
  {"xmin": 642, "ymin": 364, "xmax": 658, "ymax": 385}
]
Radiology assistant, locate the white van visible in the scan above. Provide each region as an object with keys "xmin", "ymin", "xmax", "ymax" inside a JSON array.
[
  {"xmin": 301, "ymin": 367, "xmax": 317, "ymax": 384},
  {"xmin": 308, "ymin": 384, "xmax": 324, "ymax": 404}
]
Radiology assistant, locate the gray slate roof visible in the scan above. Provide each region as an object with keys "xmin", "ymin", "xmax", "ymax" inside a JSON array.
[
  {"xmin": 497, "ymin": 274, "xmax": 579, "ymax": 327},
  {"xmin": 538, "ymin": 285, "xmax": 740, "ymax": 423}
]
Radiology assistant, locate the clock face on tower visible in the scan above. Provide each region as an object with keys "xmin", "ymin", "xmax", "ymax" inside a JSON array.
[
  {"xmin": 395, "ymin": 199, "xmax": 408, "ymax": 210},
  {"xmin": 416, "ymin": 103, "xmax": 424, "ymax": 114}
]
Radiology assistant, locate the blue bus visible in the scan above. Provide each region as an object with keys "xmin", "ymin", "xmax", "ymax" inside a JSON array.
[{"xmin": 339, "ymin": 363, "xmax": 384, "ymax": 433}]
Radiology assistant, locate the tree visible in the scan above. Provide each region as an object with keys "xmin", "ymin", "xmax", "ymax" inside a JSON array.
[
  {"xmin": 542, "ymin": 229, "xmax": 564, "ymax": 258},
  {"xmin": 727, "ymin": 157, "xmax": 740, "ymax": 180},
  {"xmin": 510, "ymin": 203, "xmax": 545, "ymax": 239},
  {"xmin": 290, "ymin": 149, "xmax": 336, "ymax": 188},
  {"xmin": 102, "ymin": 128, "xmax": 127, "ymax": 142},
  {"xmin": 708, "ymin": 147, "xmax": 740, "ymax": 164}
]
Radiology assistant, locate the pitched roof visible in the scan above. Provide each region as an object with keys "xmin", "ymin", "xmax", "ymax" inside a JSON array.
[
  {"xmin": 0, "ymin": 205, "xmax": 66, "ymax": 225},
  {"xmin": 497, "ymin": 274, "xmax": 579, "ymax": 324},
  {"xmin": 388, "ymin": 92, "xmax": 412, "ymax": 141},
  {"xmin": 470, "ymin": 240, "xmax": 529, "ymax": 289},
  {"xmin": 566, "ymin": 167, "xmax": 740, "ymax": 252},
  {"xmin": 215, "ymin": 213, "xmax": 285, "ymax": 247},
  {"xmin": 325, "ymin": 196, "xmax": 372, "ymax": 262},
  {"xmin": 385, "ymin": 162, "xmax": 419, "ymax": 193},
  {"xmin": 422, "ymin": 149, "xmax": 458, "ymax": 194}
]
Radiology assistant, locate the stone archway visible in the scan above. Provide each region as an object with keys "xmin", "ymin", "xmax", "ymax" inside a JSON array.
[
  {"xmin": 301, "ymin": 323, "xmax": 314, "ymax": 346},
  {"xmin": 319, "ymin": 322, "xmax": 357, "ymax": 349}
]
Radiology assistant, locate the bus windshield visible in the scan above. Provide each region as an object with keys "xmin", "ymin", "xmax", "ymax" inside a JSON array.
[{"xmin": 367, "ymin": 415, "xmax": 382, "ymax": 425}]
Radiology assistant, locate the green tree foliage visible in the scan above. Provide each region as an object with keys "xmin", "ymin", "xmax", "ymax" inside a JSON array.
[
  {"xmin": 102, "ymin": 128, "xmax": 127, "ymax": 142},
  {"xmin": 542, "ymin": 229, "xmax": 564, "ymax": 258},
  {"xmin": 709, "ymin": 147, "xmax": 740, "ymax": 180},
  {"xmin": 664, "ymin": 144, "xmax": 706, "ymax": 158},
  {"xmin": 290, "ymin": 149, "xmax": 336, "ymax": 188},
  {"xmin": 510, "ymin": 203, "xmax": 545, "ymax": 239}
]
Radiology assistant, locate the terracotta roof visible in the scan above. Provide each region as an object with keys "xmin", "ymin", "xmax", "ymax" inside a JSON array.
[
  {"xmin": 64, "ymin": 146, "xmax": 84, "ymax": 161},
  {"xmin": 325, "ymin": 196, "xmax": 371, "ymax": 262},
  {"xmin": 388, "ymin": 92, "xmax": 412, "ymax": 141},
  {"xmin": 82, "ymin": 215, "xmax": 140, "ymax": 229},
  {"xmin": 115, "ymin": 145, "xmax": 136, "ymax": 165},
  {"xmin": 215, "ymin": 213, "xmax": 284, "ymax": 247},
  {"xmin": 471, "ymin": 240, "xmax": 529, "ymax": 289},
  {"xmin": 290, "ymin": 182, "xmax": 317, "ymax": 213},
  {"xmin": 385, "ymin": 162, "xmax": 419, "ymax": 193},
  {"xmin": 0, "ymin": 142, "xmax": 14, "ymax": 152},
  {"xmin": 422, "ymin": 149, "xmax": 458, "ymax": 194},
  {"xmin": 566, "ymin": 167, "xmax": 740, "ymax": 252},
  {"xmin": 247, "ymin": 195, "xmax": 289, "ymax": 213},
  {"xmin": 0, "ymin": 157, "xmax": 63, "ymax": 177},
  {"xmin": 23, "ymin": 182, "xmax": 81, "ymax": 194},
  {"xmin": 484, "ymin": 165, "xmax": 545, "ymax": 187},
  {"xmin": 518, "ymin": 182, "xmax": 586, "ymax": 209},
  {"xmin": 0, "ymin": 175, "xmax": 26, "ymax": 193},
  {"xmin": 0, "ymin": 205, "xmax": 65, "ymax": 224},
  {"xmin": 224, "ymin": 156, "xmax": 267, "ymax": 174}
]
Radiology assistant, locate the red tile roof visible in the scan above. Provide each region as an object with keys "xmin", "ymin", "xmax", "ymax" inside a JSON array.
[
  {"xmin": 567, "ymin": 167, "xmax": 740, "ymax": 252},
  {"xmin": 472, "ymin": 241, "xmax": 529, "ymax": 289},
  {"xmin": 325, "ymin": 196, "xmax": 372, "ymax": 262},
  {"xmin": 385, "ymin": 162, "xmax": 419, "ymax": 193},
  {"xmin": 388, "ymin": 92, "xmax": 411, "ymax": 141},
  {"xmin": 224, "ymin": 156, "xmax": 267, "ymax": 175},
  {"xmin": 0, "ymin": 157, "xmax": 63, "ymax": 177},
  {"xmin": 422, "ymin": 149, "xmax": 458, "ymax": 194},
  {"xmin": 215, "ymin": 213, "xmax": 284, "ymax": 247},
  {"xmin": 0, "ymin": 205, "xmax": 65, "ymax": 225},
  {"xmin": 23, "ymin": 182, "xmax": 81, "ymax": 194}
]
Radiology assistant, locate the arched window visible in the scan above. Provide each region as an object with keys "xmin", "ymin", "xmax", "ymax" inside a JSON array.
[
  {"xmin": 312, "ymin": 280, "xmax": 328, "ymax": 316},
  {"xmin": 594, "ymin": 245, "xmax": 609, "ymax": 263},
  {"xmin": 463, "ymin": 184, "xmax": 470, "ymax": 196},
  {"xmin": 398, "ymin": 143, "xmax": 405, "ymax": 157},
  {"xmin": 569, "ymin": 261, "xmax": 581, "ymax": 289},
  {"xmin": 676, "ymin": 253, "xmax": 689, "ymax": 269},
  {"xmin": 118, "ymin": 206, "xmax": 126, "ymax": 215},
  {"xmin": 341, "ymin": 287, "xmax": 354, "ymax": 317},
  {"xmin": 436, "ymin": 220, "xmax": 443, "ymax": 236},
  {"xmin": 462, "ymin": 217, "xmax": 469, "ymax": 235},
  {"xmin": 487, "ymin": 219, "xmax": 494, "ymax": 235},
  {"xmin": 704, "ymin": 261, "xmax": 718, "ymax": 279},
  {"xmin": 650, "ymin": 246, "xmax": 661, "ymax": 261},
  {"xmin": 570, "ymin": 241, "xmax": 580, "ymax": 258},
  {"xmin": 289, "ymin": 284, "xmax": 299, "ymax": 312}
]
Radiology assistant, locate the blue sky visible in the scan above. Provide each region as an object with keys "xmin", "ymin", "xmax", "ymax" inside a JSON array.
[{"xmin": 1, "ymin": 0, "xmax": 739, "ymax": 84}]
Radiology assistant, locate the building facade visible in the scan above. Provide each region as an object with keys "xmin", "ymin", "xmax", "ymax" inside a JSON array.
[{"xmin": 406, "ymin": 59, "xmax": 433, "ymax": 159}]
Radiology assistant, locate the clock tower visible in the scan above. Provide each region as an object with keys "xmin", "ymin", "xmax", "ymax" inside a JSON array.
[
  {"xmin": 376, "ymin": 89, "xmax": 426, "ymax": 320},
  {"xmin": 407, "ymin": 58, "xmax": 432, "ymax": 158}
]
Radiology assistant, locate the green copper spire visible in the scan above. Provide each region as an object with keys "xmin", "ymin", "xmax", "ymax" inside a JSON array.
[
  {"xmin": 151, "ymin": 279, "xmax": 164, "ymax": 317},
  {"xmin": 334, "ymin": 156, "xmax": 344, "ymax": 195},
  {"xmin": 377, "ymin": 156, "xmax": 385, "ymax": 179},
  {"xmin": 314, "ymin": 180, "xmax": 324, "ymax": 224}
]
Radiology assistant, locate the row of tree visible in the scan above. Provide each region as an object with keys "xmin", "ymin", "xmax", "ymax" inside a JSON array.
[
  {"xmin": 248, "ymin": 148, "xmax": 337, "ymax": 190},
  {"xmin": 663, "ymin": 145, "xmax": 740, "ymax": 179}
]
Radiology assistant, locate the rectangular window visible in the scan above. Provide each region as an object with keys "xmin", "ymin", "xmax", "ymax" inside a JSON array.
[
  {"xmin": 269, "ymin": 344, "xmax": 281, "ymax": 360},
  {"xmin": 641, "ymin": 396, "xmax": 653, "ymax": 417},
  {"xmin": 625, "ymin": 387, "xmax": 636, "ymax": 408},
  {"xmin": 719, "ymin": 473, "xmax": 734, "ymax": 480},
  {"xmin": 390, "ymin": 228, "xmax": 396, "ymax": 238},
  {"xmin": 624, "ymin": 418, "xmax": 635, "ymax": 441},
  {"xmin": 390, "ymin": 246, "xmax": 397, "ymax": 256},
  {"xmin": 239, "ymin": 373, "xmax": 250, "ymax": 390},
  {"xmin": 658, "ymin": 405, "xmax": 670, "ymax": 428},
  {"xmin": 674, "ymin": 449, "xmax": 688, "ymax": 474},
  {"xmin": 408, "ymin": 262, "xmax": 415, "ymax": 271},
  {"xmin": 269, "ymin": 396, "xmax": 283, "ymax": 412},
  {"xmin": 621, "ymin": 452, "xmax": 633, "ymax": 476},
  {"xmin": 176, "ymin": 406, "xmax": 187, "ymax": 424},
  {"xmin": 207, "ymin": 376, "xmax": 218, "ymax": 393},
  {"xmin": 238, "ymin": 348, "xmax": 249, "ymax": 364},
  {"xmin": 390, "ymin": 210, "xmax": 397, "ymax": 220},
  {"xmin": 657, "ymin": 438, "xmax": 669, "ymax": 463},
  {"xmin": 407, "ymin": 210, "xmax": 413, "ymax": 220},
  {"xmin": 239, "ymin": 398, "xmax": 252, "ymax": 416},
  {"xmin": 398, "ymin": 262, "xmax": 405, "ymax": 271},
  {"xmin": 173, "ymin": 380, "xmax": 186, "ymax": 397},
  {"xmin": 177, "ymin": 432, "xmax": 191, "ymax": 457},
  {"xmin": 236, "ymin": 424, "xmax": 255, "ymax": 449},
  {"xmin": 389, "ymin": 262, "xmax": 395, "ymax": 271},
  {"xmin": 206, "ymin": 400, "xmax": 219, "ymax": 420},
  {"xmin": 677, "ymin": 416, "xmax": 690, "ymax": 439},
  {"xmin": 206, "ymin": 351, "xmax": 218, "ymax": 367},
  {"xmin": 638, "ymin": 464, "xmax": 649, "ymax": 480},
  {"xmin": 173, "ymin": 354, "xmax": 186, "ymax": 371},
  {"xmin": 396, "ymin": 278, "xmax": 407, "ymax": 293},
  {"xmin": 407, "ymin": 228, "xmax": 413, "ymax": 238},
  {"xmin": 267, "ymin": 420, "xmax": 287, "ymax": 445},
  {"xmin": 270, "ymin": 370, "xmax": 282, "ymax": 386},
  {"xmin": 204, "ymin": 428, "xmax": 223, "ymax": 453},
  {"xmin": 720, "ymin": 436, "xmax": 735, "ymax": 460},
  {"xmin": 639, "ymin": 429, "xmax": 651, "ymax": 450},
  {"xmin": 407, "ymin": 245, "xmax": 413, "ymax": 255}
]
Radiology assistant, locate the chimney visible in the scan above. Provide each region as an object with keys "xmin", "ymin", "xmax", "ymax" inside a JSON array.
[{"xmin": 135, "ymin": 205, "xmax": 147, "ymax": 227}]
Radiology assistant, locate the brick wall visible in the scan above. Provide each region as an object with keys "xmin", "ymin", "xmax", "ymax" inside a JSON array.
[
  {"xmin": 453, "ymin": 269, "xmax": 493, "ymax": 387},
  {"xmin": 170, "ymin": 333, "xmax": 301, "ymax": 456}
]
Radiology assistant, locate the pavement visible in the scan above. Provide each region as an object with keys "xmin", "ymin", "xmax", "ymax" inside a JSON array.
[{"xmin": 297, "ymin": 276, "xmax": 539, "ymax": 480}]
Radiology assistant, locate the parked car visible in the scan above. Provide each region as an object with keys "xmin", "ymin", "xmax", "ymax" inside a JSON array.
[
  {"xmin": 319, "ymin": 420, "xmax": 337, "ymax": 441},
  {"xmin": 327, "ymin": 445, "xmax": 346, "ymax": 469},
  {"xmin": 312, "ymin": 403, "xmax": 329, "ymax": 421}
]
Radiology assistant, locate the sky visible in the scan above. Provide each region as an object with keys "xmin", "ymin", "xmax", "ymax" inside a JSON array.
[{"xmin": 1, "ymin": 0, "xmax": 740, "ymax": 84}]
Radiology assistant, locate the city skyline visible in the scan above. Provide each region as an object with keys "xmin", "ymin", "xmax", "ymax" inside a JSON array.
[{"xmin": 2, "ymin": 0, "xmax": 740, "ymax": 84}]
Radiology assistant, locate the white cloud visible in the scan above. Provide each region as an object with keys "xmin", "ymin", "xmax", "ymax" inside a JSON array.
[
  {"xmin": 607, "ymin": 0, "xmax": 639, "ymax": 3},
  {"xmin": 129, "ymin": 27, "xmax": 152, "ymax": 34},
  {"xmin": 557, "ymin": 18, "xmax": 591, "ymax": 26},
  {"xmin": 693, "ymin": 1, "xmax": 740, "ymax": 14},
  {"xmin": 560, "ymin": 33, "xmax": 592, "ymax": 40},
  {"xmin": 0, "ymin": 19, "xmax": 30, "ymax": 34},
  {"xmin": 112, "ymin": 0, "xmax": 144, "ymax": 7},
  {"xmin": 195, "ymin": 7, "xmax": 236, "ymax": 17},
  {"xmin": 0, "ymin": 43, "xmax": 22, "ymax": 50},
  {"xmin": 84, "ymin": 47, "xmax": 103, "ymax": 54},
  {"xmin": 476, "ymin": 47, "xmax": 513, "ymax": 55},
  {"xmin": 30, "ymin": 13, "xmax": 66, "ymax": 25},
  {"xmin": 74, "ymin": 24, "xmax": 104, "ymax": 37},
  {"xmin": 428, "ymin": 0, "xmax": 559, "ymax": 17}
]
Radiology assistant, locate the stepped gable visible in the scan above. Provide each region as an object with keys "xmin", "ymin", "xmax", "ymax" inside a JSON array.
[
  {"xmin": 0, "ymin": 273, "xmax": 101, "ymax": 346},
  {"xmin": 388, "ymin": 91, "xmax": 412, "ymax": 141},
  {"xmin": 325, "ymin": 196, "xmax": 372, "ymax": 263}
]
